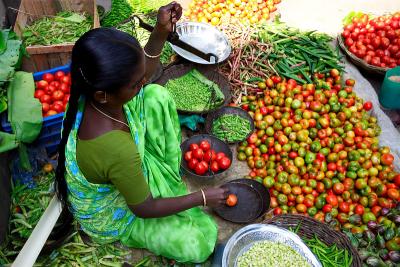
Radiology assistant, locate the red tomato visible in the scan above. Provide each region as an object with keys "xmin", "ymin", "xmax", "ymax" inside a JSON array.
[
  {"xmin": 387, "ymin": 188, "xmax": 400, "ymax": 200},
  {"xmin": 188, "ymin": 158, "xmax": 198, "ymax": 170},
  {"xmin": 218, "ymin": 157, "xmax": 231, "ymax": 170},
  {"xmin": 363, "ymin": 101, "xmax": 373, "ymax": 111},
  {"xmin": 184, "ymin": 151, "xmax": 193, "ymax": 161},
  {"xmin": 199, "ymin": 140, "xmax": 211, "ymax": 151},
  {"xmin": 354, "ymin": 204, "xmax": 365, "ymax": 215},
  {"xmin": 42, "ymin": 102, "xmax": 50, "ymax": 113},
  {"xmin": 46, "ymin": 85, "xmax": 57, "ymax": 95},
  {"xmin": 203, "ymin": 150, "xmax": 216, "ymax": 163},
  {"xmin": 49, "ymin": 81, "xmax": 60, "ymax": 89},
  {"xmin": 61, "ymin": 75, "xmax": 71, "ymax": 85},
  {"xmin": 273, "ymin": 207, "xmax": 282, "ymax": 215},
  {"xmin": 34, "ymin": 89, "xmax": 45, "ymax": 99},
  {"xmin": 36, "ymin": 80, "xmax": 48, "ymax": 90},
  {"xmin": 189, "ymin": 143, "xmax": 199, "ymax": 151},
  {"xmin": 52, "ymin": 103, "xmax": 64, "ymax": 113},
  {"xmin": 394, "ymin": 174, "xmax": 400, "ymax": 187},
  {"xmin": 195, "ymin": 162, "xmax": 207, "ymax": 175},
  {"xmin": 42, "ymin": 73, "xmax": 54, "ymax": 83},
  {"xmin": 210, "ymin": 161, "xmax": 219, "ymax": 172},
  {"xmin": 40, "ymin": 94, "xmax": 52, "ymax": 104},
  {"xmin": 381, "ymin": 153, "xmax": 394, "ymax": 165},
  {"xmin": 52, "ymin": 90, "xmax": 64, "ymax": 101},
  {"xmin": 326, "ymin": 194, "xmax": 338, "ymax": 207},
  {"xmin": 63, "ymin": 94, "xmax": 70, "ymax": 104},
  {"xmin": 339, "ymin": 202, "xmax": 350, "ymax": 213},
  {"xmin": 215, "ymin": 152, "xmax": 226, "ymax": 162},
  {"xmin": 333, "ymin": 183, "xmax": 345, "ymax": 195},
  {"xmin": 54, "ymin": 71, "xmax": 65, "ymax": 81},
  {"xmin": 192, "ymin": 148, "xmax": 204, "ymax": 160},
  {"xmin": 322, "ymin": 204, "xmax": 333, "ymax": 213},
  {"xmin": 60, "ymin": 83, "xmax": 70, "ymax": 94}
]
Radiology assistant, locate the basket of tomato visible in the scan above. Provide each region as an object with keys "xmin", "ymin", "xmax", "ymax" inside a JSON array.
[
  {"xmin": 1, "ymin": 64, "xmax": 70, "ymax": 155},
  {"xmin": 181, "ymin": 134, "xmax": 232, "ymax": 179},
  {"xmin": 338, "ymin": 12, "xmax": 400, "ymax": 75}
]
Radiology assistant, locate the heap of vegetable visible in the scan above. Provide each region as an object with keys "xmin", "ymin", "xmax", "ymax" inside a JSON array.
[
  {"xmin": 34, "ymin": 70, "xmax": 70, "ymax": 117},
  {"xmin": 23, "ymin": 12, "xmax": 92, "ymax": 46},
  {"xmin": 184, "ymin": 0, "xmax": 281, "ymax": 26},
  {"xmin": 235, "ymin": 70, "xmax": 400, "ymax": 234},
  {"xmin": 341, "ymin": 12, "xmax": 400, "ymax": 69},
  {"xmin": 237, "ymin": 240, "xmax": 311, "ymax": 267},
  {"xmin": 220, "ymin": 20, "xmax": 343, "ymax": 101},
  {"xmin": 0, "ymin": 168, "xmax": 131, "ymax": 266},
  {"xmin": 101, "ymin": 0, "xmax": 133, "ymax": 27},
  {"xmin": 184, "ymin": 140, "xmax": 231, "ymax": 175},
  {"xmin": 212, "ymin": 114, "xmax": 252, "ymax": 142},
  {"xmin": 165, "ymin": 69, "xmax": 225, "ymax": 112},
  {"xmin": 342, "ymin": 203, "xmax": 400, "ymax": 266}
]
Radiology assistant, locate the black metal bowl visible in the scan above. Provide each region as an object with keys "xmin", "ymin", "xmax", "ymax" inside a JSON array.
[
  {"xmin": 205, "ymin": 106, "xmax": 255, "ymax": 144},
  {"xmin": 180, "ymin": 134, "xmax": 232, "ymax": 180},
  {"xmin": 213, "ymin": 178, "xmax": 270, "ymax": 224}
]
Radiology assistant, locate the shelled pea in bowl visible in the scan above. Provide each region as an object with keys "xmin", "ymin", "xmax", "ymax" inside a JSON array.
[{"xmin": 205, "ymin": 106, "xmax": 254, "ymax": 144}]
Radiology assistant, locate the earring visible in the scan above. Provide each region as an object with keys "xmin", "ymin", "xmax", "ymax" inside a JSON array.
[{"xmin": 100, "ymin": 92, "xmax": 107, "ymax": 104}]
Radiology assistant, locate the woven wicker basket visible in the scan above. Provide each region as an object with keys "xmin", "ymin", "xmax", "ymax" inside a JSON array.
[
  {"xmin": 337, "ymin": 35, "xmax": 388, "ymax": 76},
  {"xmin": 263, "ymin": 214, "xmax": 362, "ymax": 267}
]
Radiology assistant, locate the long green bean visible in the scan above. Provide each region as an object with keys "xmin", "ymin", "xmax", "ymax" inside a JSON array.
[
  {"xmin": 212, "ymin": 114, "xmax": 251, "ymax": 142},
  {"xmin": 23, "ymin": 12, "xmax": 92, "ymax": 46}
]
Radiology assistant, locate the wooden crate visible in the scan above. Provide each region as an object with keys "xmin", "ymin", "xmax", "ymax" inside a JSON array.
[{"xmin": 13, "ymin": 0, "xmax": 100, "ymax": 72}]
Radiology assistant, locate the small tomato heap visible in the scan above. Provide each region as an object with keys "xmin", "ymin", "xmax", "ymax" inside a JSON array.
[
  {"xmin": 34, "ymin": 71, "xmax": 71, "ymax": 117},
  {"xmin": 236, "ymin": 70, "xmax": 399, "ymax": 233},
  {"xmin": 342, "ymin": 12, "xmax": 400, "ymax": 69},
  {"xmin": 184, "ymin": 0, "xmax": 281, "ymax": 26},
  {"xmin": 184, "ymin": 140, "xmax": 231, "ymax": 175}
]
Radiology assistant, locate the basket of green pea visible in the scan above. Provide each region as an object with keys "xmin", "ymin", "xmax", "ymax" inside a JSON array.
[{"xmin": 205, "ymin": 106, "xmax": 254, "ymax": 144}]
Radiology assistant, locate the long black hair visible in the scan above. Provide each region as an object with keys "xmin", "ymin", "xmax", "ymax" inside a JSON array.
[{"xmin": 54, "ymin": 28, "xmax": 143, "ymax": 220}]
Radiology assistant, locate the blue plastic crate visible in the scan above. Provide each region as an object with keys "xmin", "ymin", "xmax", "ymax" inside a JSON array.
[{"xmin": 1, "ymin": 64, "xmax": 70, "ymax": 155}]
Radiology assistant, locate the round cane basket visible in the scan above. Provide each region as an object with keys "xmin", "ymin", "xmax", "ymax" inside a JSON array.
[
  {"xmin": 263, "ymin": 214, "xmax": 362, "ymax": 267},
  {"xmin": 337, "ymin": 36, "xmax": 389, "ymax": 76}
]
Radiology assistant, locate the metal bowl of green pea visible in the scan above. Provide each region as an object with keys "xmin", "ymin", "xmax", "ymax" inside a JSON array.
[
  {"xmin": 205, "ymin": 106, "xmax": 254, "ymax": 144},
  {"xmin": 222, "ymin": 224, "xmax": 322, "ymax": 267}
]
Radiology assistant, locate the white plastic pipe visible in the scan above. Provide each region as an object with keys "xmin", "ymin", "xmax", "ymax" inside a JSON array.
[{"xmin": 12, "ymin": 196, "xmax": 62, "ymax": 267}]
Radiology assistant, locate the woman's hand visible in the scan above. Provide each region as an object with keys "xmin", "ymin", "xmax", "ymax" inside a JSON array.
[
  {"xmin": 203, "ymin": 187, "xmax": 229, "ymax": 208},
  {"xmin": 156, "ymin": 2, "xmax": 183, "ymax": 34}
]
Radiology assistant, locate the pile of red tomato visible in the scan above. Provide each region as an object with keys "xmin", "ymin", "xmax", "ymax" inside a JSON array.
[
  {"xmin": 184, "ymin": 0, "xmax": 281, "ymax": 26},
  {"xmin": 184, "ymin": 140, "xmax": 231, "ymax": 175},
  {"xmin": 34, "ymin": 71, "xmax": 70, "ymax": 117},
  {"xmin": 235, "ymin": 70, "xmax": 400, "ymax": 233},
  {"xmin": 342, "ymin": 12, "xmax": 400, "ymax": 68}
]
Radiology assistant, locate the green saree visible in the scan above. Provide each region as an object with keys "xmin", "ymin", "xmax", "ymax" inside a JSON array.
[{"xmin": 65, "ymin": 84, "xmax": 217, "ymax": 263}]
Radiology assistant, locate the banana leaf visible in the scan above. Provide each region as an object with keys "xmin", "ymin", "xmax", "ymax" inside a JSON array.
[{"xmin": 7, "ymin": 72, "xmax": 42, "ymax": 143}]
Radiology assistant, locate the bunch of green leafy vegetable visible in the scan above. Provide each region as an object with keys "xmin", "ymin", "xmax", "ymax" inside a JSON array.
[
  {"xmin": 101, "ymin": 0, "xmax": 134, "ymax": 27},
  {"xmin": 0, "ymin": 29, "xmax": 25, "ymax": 114},
  {"xmin": 22, "ymin": 12, "xmax": 92, "ymax": 46},
  {"xmin": 128, "ymin": 0, "xmax": 171, "ymax": 14}
]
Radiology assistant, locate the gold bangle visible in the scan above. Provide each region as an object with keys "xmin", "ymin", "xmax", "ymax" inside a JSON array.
[
  {"xmin": 143, "ymin": 48, "xmax": 162, "ymax": 58},
  {"xmin": 200, "ymin": 189, "xmax": 207, "ymax": 207}
]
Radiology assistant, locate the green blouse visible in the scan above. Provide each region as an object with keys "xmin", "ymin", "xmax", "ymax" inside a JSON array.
[{"xmin": 76, "ymin": 130, "xmax": 150, "ymax": 205}]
